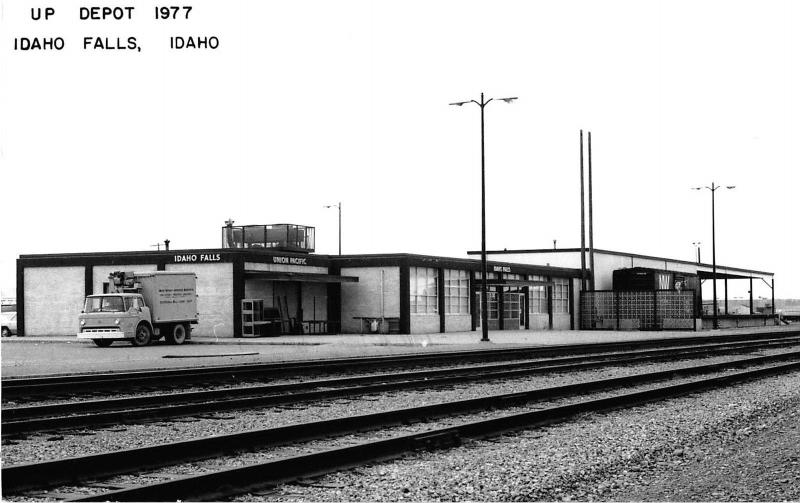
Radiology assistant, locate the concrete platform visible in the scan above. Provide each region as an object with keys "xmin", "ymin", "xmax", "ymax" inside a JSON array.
[{"xmin": 1, "ymin": 326, "xmax": 796, "ymax": 378}]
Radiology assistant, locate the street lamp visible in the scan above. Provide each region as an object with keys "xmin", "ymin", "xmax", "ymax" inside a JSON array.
[
  {"xmin": 324, "ymin": 202, "xmax": 341, "ymax": 255},
  {"xmin": 692, "ymin": 183, "xmax": 735, "ymax": 329},
  {"xmin": 450, "ymin": 92, "xmax": 517, "ymax": 343}
]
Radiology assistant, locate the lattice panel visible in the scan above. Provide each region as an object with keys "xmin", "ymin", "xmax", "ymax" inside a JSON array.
[
  {"xmin": 580, "ymin": 290, "xmax": 695, "ymax": 331},
  {"xmin": 580, "ymin": 292, "xmax": 616, "ymax": 329},
  {"xmin": 656, "ymin": 291, "xmax": 695, "ymax": 329},
  {"xmin": 618, "ymin": 291, "xmax": 655, "ymax": 329}
]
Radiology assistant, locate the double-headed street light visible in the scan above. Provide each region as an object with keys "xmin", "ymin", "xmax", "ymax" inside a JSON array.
[
  {"xmin": 324, "ymin": 202, "xmax": 342, "ymax": 255},
  {"xmin": 450, "ymin": 92, "xmax": 517, "ymax": 343},
  {"xmin": 692, "ymin": 183, "xmax": 735, "ymax": 329},
  {"xmin": 692, "ymin": 241, "xmax": 702, "ymax": 263}
]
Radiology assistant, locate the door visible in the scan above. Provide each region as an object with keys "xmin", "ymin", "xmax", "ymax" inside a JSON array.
[{"xmin": 519, "ymin": 292, "xmax": 526, "ymax": 329}]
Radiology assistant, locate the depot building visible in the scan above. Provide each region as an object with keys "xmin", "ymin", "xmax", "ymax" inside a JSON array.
[{"xmin": 16, "ymin": 223, "xmax": 583, "ymax": 337}]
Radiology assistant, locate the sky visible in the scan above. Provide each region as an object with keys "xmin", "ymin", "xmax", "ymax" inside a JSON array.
[{"xmin": 1, "ymin": 0, "xmax": 798, "ymax": 300}]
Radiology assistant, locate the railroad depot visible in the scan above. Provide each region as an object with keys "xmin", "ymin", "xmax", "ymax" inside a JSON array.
[
  {"xmin": 15, "ymin": 223, "xmax": 584, "ymax": 338},
  {"xmin": 16, "ymin": 223, "xmax": 778, "ymax": 338}
]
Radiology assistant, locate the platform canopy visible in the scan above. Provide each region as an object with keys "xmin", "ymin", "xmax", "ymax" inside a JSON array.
[{"xmin": 695, "ymin": 265, "xmax": 773, "ymax": 282}]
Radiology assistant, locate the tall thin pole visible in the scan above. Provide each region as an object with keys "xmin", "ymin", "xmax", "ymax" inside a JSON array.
[
  {"xmin": 338, "ymin": 202, "xmax": 342, "ymax": 255},
  {"xmin": 450, "ymin": 92, "xmax": 516, "ymax": 342},
  {"xmin": 771, "ymin": 278, "xmax": 775, "ymax": 316},
  {"xmin": 579, "ymin": 130, "xmax": 586, "ymax": 292},
  {"xmin": 711, "ymin": 182, "xmax": 718, "ymax": 329},
  {"xmin": 479, "ymin": 93, "xmax": 489, "ymax": 342},
  {"xmin": 587, "ymin": 131, "xmax": 595, "ymax": 291}
]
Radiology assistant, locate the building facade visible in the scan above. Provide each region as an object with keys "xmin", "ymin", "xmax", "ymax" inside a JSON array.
[{"xmin": 16, "ymin": 239, "xmax": 582, "ymax": 337}]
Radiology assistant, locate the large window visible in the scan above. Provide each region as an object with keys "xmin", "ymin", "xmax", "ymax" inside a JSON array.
[
  {"xmin": 553, "ymin": 278, "xmax": 570, "ymax": 313},
  {"xmin": 410, "ymin": 267, "xmax": 438, "ymax": 314},
  {"xmin": 529, "ymin": 275, "xmax": 548, "ymax": 313},
  {"xmin": 502, "ymin": 291, "xmax": 521, "ymax": 319},
  {"xmin": 488, "ymin": 291, "xmax": 499, "ymax": 320},
  {"xmin": 444, "ymin": 269, "xmax": 469, "ymax": 314}
]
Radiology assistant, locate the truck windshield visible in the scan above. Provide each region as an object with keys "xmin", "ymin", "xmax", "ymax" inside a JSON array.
[{"xmin": 84, "ymin": 296, "xmax": 126, "ymax": 313}]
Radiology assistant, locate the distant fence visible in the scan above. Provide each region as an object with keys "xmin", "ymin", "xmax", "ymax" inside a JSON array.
[{"xmin": 580, "ymin": 290, "xmax": 697, "ymax": 331}]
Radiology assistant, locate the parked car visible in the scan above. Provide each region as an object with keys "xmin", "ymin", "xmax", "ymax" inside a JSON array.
[{"xmin": 1, "ymin": 312, "xmax": 17, "ymax": 337}]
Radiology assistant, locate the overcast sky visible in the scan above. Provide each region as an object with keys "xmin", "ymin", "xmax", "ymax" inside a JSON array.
[{"xmin": 1, "ymin": 0, "xmax": 798, "ymax": 300}]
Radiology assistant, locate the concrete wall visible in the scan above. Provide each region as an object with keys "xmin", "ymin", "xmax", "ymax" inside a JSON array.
[
  {"xmin": 553, "ymin": 313, "xmax": 571, "ymax": 330},
  {"xmin": 445, "ymin": 314, "xmax": 471, "ymax": 332},
  {"xmin": 340, "ymin": 266, "xmax": 399, "ymax": 333},
  {"xmin": 244, "ymin": 280, "xmax": 274, "ymax": 306},
  {"xmin": 529, "ymin": 314, "xmax": 549, "ymax": 330},
  {"xmin": 24, "ymin": 266, "xmax": 84, "ymax": 336},
  {"xmin": 411, "ymin": 314, "xmax": 439, "ymax": 334},
  {"xmin": 166, "ymin": 262, "xmax": 232, "ymax": 337},
  {"xmin": 273, "ymin": 282, "xmax": 299, "ymax": 317},
  {"xmin": 302, "ymin": 283, "xmax": 327, "ymax": 321},
  {"xmin": 92, "ymin": 264, "xmax": 158, "ymax": 294}
]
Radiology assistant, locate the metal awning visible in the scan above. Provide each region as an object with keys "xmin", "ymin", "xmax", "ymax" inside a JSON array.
[
  {"xmin": 245, "ymin": 271, "xmax": 359, "ymax": 283},
  {"xmin": 696, "ymin": 271, "xmax": 755, "ymax": 280}
]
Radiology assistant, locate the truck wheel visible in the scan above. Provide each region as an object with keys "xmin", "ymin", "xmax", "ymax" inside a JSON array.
[
  {"xmin": 166, "ymin": 323, "xmax": 187, "ymax": 345},
  {"xmin": 132, "ymin": 323, "xmax": 152, "ymax": 347},
  {"xmin": 93, "ymin": 339, "xmax": 113, "ymax": 347}
]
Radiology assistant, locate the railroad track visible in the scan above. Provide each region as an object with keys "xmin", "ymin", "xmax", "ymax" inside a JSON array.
[
  {"xmin": 3, "ymin": 330, "xmax": 799, "ymax": 401},
  {"xmin": 4, "ymin": 350, "xmax": 800, "ymax": 501},
  {"xmin": 4, "ymin": 336, "xmax": 800, "ymax": 435}
]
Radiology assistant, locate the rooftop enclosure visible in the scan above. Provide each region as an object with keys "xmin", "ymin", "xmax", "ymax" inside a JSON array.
[{"xmin": 222, "ymin": 224, "xmax": 315, "ymax": 253}]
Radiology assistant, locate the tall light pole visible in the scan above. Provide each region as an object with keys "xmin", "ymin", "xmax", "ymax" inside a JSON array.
[
  {"xmin": 692, "ymin": 183, "xmax": 735, "ymax": 329},
  {"xmin": 450, "ymin": 92, "xmax": 517, "ymax": 342},
  {"xmin": 324, "ymin": 202, "xmax": 341, "ymax": 255}
]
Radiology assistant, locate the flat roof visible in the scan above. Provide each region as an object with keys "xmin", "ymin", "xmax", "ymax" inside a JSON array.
[
  {"xmin": 467, "ymin": 247, "xmax": 773, "ymax": 278},
  {"xmin": 18, "ymin": 249, "xmax": 583, "ymax": 278}
]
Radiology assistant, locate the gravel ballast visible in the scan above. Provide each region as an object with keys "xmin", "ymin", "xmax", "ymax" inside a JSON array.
[
  {"xmin": 252, "ymin": 371, "xmax": 800, "ymax": 502},
  {"xmin": 2, "ymin": 352, "xmax": 789, "ymax": 465}
]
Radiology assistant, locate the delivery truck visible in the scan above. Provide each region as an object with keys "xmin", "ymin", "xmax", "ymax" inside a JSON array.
[{"xmin": 77, "ymin": 271, "xmax": 198, "ymax": 347}]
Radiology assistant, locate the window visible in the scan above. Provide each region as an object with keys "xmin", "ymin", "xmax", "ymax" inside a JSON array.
[
  {"xmin": 84, "ymin": 296, "xmax": 125, "ymax": 313},
  {"xmin": 502, "ymin": 291, "xmax": 520, "ymax": 319},
  {"xmin": 529, "ymin": 275, "xmax": 548, "ymax": 313},
  {"xmin": 487, "ymin": 291, "xmax": 499, "ymax": 319},
  {"xmin": 410, "ymin": 267, "xmax": 438, "ymax": 314},
  {"xmin": 553, "ymin": 278, "xmax": 570, "ymax": 313},
  {"xmin": 444, "ymin": 269, "xmax": 469, "ymax": 314}
]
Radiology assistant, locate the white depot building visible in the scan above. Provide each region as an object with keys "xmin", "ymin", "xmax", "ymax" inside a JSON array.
[{"xmin": 16, "ymin": 223, "xmax": 583, "ymax": 338}]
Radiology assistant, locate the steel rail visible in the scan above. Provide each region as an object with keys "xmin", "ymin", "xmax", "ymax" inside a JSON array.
[
  {"xmin": 69, "ymin": 359, "xmax": 800, "ymax": 502},
  {"xmin": 3, "ymin": 330, "xmax": 797, "ymax": 398},
  {"xmin": 5, "ymin": 350, "xmax": 800, "ymax": 496},
  {"xmin": 4, "ymin": 337, "xmax": 799, "ymax": 435}
]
